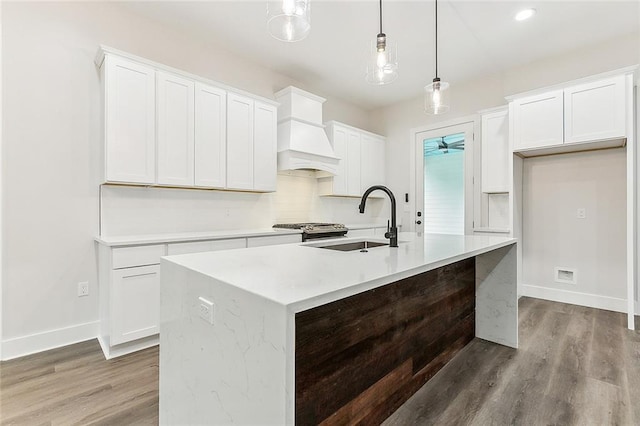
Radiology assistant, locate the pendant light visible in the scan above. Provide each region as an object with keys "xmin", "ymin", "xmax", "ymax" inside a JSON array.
[
  {"xmin": 424, "ymin": 0, "xmax": 449, "ymax": 114},
  {"xmin": 267, "ymin": 0, "xmax": 311, "ymax": 42},
  {"xmin": 365, "ymin": 0, "xmax": 398, "ymax": 85}
]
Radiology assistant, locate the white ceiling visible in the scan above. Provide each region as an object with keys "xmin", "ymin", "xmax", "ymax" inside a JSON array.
[{"xmin": 123, "ymin": 1, "xmax": 639, "ymax": 110}]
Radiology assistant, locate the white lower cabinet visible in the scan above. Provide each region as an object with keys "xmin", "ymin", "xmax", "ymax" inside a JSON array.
[
  {"xmin": 247, "ymin": 234, "xmax": 301, "ymax": 247},
  {"xmin": 98, "ymin": 233, "xmax": 301, "ymax": 358},
  {"xmin": 111, "ymin": 265, "xmax": 160, "ymax": 346},
  {"xmin": 167, "ymin": 238, "xmax": 246, "ymax": 255}
]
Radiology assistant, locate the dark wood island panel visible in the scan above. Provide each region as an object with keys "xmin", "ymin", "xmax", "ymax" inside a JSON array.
[{"xmin": 295, "ymin": 257, "xmax": 476, "ymax": 425}]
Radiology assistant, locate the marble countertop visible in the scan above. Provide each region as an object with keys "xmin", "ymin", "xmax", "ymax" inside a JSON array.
[
  {"xmin": 163, "ymin": 232, "xmax": 517, "ymax": 312},
  {"xmin": 95, "ymin": 228, "xmax": 302, "ymax": 247}
]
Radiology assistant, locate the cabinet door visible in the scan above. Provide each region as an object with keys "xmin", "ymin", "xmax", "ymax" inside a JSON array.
[
  {"xmin": 346, "ymin": 130, "xmax": 362, "ymax": 196},
  {"xmin": 512, "ymin": 90, "xmax": 563, "ymax": 150},
  {"xmin": 167, "ymin": 238, "xmax": 246, "ymax": 255},
  {"xmin": 253, "ymin": 101, "xmax": 277, "ymax": 192},
  {"xmin": 360, "ymin": 134, "xmax": 385, "ymax": 193},
  {"xmin": 481, "ymin": 109, "xmax": 509, "ymax": 193},
  {"xmin": 330, "ymin": 125, "xmax": 349, "ymax": 196},
  {"xmin": 157, "ymin": 72, "xmax": 195, "ymax": 186},
  {"xmin": 195, "ymin": 83, "xmax": 227, "ymax": 188},
  {"xmin": 104, "ymin": 56, "xmax": 156, "ymax": 184},
  {"xmin": 111, "ymin": 265, "xmax": 160, "ymax": 345},
  {"xmin": 564, "ymin": 75, "xmax": 626, "ymax": 144},
  {"xmin": 247, "ymin": 234, "xmax": 301, "ymax": 247},
  {"xmin": 227, "ymin": 93, "xmax": 254, "ymax": 190}
]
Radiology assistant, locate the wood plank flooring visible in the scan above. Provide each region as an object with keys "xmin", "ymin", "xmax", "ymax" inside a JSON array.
[{"xmin": 2, "ymin": 297, "xmax": 640, "ymax": 425}]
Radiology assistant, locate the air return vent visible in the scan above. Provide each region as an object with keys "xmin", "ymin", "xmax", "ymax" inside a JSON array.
[{"xmin": 554, "ymin": 267, "xmax": 577, "ymax": 284}]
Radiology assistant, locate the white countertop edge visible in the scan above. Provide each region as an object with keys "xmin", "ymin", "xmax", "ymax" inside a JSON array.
[
  {"xmin": 95, "ymin": 228, "xmax": 303, "ymax": 247},
  {"xmin": 165, "ymin": 236, "xmax": 517, "ymax": 312},
  {"xmin": 286, "ymin": 238, "xmax": 517, "ymax": 312}
]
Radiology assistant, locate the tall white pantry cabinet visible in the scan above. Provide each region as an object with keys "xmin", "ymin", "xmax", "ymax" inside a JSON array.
[{"xmin": 96, "ymin": 46, "xmax": 279, "ymax": 192}]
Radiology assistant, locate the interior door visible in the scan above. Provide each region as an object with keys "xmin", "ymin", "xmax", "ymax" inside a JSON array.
[{"xmin": 415, "ymin": 122, "xmax": 475, "ymax": 235}]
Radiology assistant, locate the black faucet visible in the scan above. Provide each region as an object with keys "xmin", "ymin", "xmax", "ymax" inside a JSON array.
[{"xmin": 359, "ymin": 185, "xmax": 398, "ymax": 248}]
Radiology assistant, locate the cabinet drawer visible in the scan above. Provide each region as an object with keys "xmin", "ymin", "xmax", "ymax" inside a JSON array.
[
  {"xmin": 112, "ymin": 244, "xmax": 166, "ymax": 269},
  {"xmin": 167, "ymin": 238, "xmax": 246, "ymax": 255},
  {"xmin": 247, "ymin": 234, "xmax": 301, "ymax": 247}
]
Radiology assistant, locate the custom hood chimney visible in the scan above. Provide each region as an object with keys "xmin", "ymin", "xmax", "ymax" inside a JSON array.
[{"xmin": 274, "ymin": 86, "xmax": 340, "ymax": 175}]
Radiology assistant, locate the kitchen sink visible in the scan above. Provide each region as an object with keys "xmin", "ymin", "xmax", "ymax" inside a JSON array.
[{"xmin": 312, "ymin": 240, "xmax": 389, "ymax": 252}]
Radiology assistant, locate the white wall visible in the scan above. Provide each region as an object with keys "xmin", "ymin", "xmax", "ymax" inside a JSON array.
[
  {"xmin": 1, "ymin": 2, "xmax": 381, "ymax": 357},
  {"xmin": 101, "ymin": 172, "xmax": 384, "ymax": 236},
  {"xmin": 521, "ymin": 150, "xmax": 627, "ymax": 307}
]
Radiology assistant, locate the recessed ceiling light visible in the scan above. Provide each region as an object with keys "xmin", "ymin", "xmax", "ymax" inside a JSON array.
[{"xmin": 515, "ymin": 8, "xmax": 536, "ymax": 21}]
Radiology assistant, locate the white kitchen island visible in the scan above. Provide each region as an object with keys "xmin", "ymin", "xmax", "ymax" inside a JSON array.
[{"xmin": 159, "ymin": 232, "xmax": 517, "ymax": 425}]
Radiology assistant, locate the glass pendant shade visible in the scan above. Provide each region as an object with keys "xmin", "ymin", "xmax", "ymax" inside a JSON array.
[
  {"xmin": 267, "ymin": 0, "xmax": 311, "ymax": 42},
  {"xmin": 365, "ymin": 34, "xmax": 398, "ymax": 85},
  {"xmin": 424, "ymin": 77, "xmax": 450, "ymax": 115}
]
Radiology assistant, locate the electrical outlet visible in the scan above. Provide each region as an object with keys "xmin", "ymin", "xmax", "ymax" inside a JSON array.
[
  {"xmin": 577, "ymin": 208, "xmax": 586, "ymax": 219},
  {"xmin": 198, "ymin": 297, "xmax": 215, "ymax": 325},
  {"xmin": 78, "ymin": 281, "xmax": 89, "ymax": 297}
]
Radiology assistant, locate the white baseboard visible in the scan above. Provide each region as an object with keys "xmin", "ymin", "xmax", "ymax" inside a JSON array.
[
  {"xmin": 522, "ymin": 284, "xmax": 627, "ymax": 314},
  {"xmin": 98, "ymin": 334, "xmax": 158, "ymax": 360},
  {"xmin": 1, "ymin": 321, "xmax": 100, "ymax": 361}
]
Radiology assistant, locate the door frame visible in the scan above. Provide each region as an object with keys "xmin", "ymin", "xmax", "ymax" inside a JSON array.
[{"xmin": 409, "ymin": 115, "xmax": 481, "ymax": 234}]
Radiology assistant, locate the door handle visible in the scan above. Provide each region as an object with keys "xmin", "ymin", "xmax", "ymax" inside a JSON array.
[{"xmin": 416, "ymin": 220, "xmax": 422, "ymax": 225}]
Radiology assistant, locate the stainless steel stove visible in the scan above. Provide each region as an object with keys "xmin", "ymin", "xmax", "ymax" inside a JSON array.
[{"xmin": 272, "ymin": 223, "xmax": 348, "ymax": 241}]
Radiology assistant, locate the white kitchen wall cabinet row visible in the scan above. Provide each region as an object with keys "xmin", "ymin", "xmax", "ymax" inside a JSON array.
[
  {"xmin": 96, "ymin": 46, "xmax": 278, "ymax": 192},
  {"xmin": 510, "ymin": 73, "xmax": 627, "ymax": 155},
  {"xmin": 97, "ymin": 232, "xmax": 301, "ymax": 359},
  {"xmin": 318, "ymin": 121, "xmax": 386, "ymax": 197}
]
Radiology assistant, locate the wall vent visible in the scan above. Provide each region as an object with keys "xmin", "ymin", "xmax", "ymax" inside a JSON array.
[{"xmin": 554, "ymin": 267, "xmax": 577, "ymax": 285}]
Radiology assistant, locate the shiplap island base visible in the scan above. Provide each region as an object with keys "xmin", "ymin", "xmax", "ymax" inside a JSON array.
[{"xmin": 159, "ymin": 233, "xmax": 517, "ymax": 425}]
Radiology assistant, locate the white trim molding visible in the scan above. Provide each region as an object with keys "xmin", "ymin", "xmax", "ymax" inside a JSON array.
[
  {"xmin": 522, "ymin": 284, "xmax": 627, "ymax": 314},
  {"xmin": 1, "ymin": 321, "xmax": 100, "ymax": 361},
  {"xmin": 0, "ymin": 0, "xmax": 4, "ymax": 360}
]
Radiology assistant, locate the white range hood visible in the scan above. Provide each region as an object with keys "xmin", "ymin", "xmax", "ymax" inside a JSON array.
[{"xmin": 274, "ymin": 86, "xmax": 340, "ymax": 175}]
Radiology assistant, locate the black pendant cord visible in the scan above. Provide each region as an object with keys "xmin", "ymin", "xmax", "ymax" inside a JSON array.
[
  {"xmin": 379, "ymin": 0, "xmax": 383, "ymax": 35},
  {"xmin": 435, "ymin": 0, "xmax": 439, "ymax": 79}
]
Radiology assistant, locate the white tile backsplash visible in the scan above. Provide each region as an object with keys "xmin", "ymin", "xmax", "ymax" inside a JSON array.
[{"xmin": 101, "ymin": 172, "xmax": 386, "ymax": 236}]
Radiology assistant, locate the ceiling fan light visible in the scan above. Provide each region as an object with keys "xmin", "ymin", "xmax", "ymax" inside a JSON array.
[{"xmin": 267, "ymin": 0, "xmax": 311, "ymax": 42}]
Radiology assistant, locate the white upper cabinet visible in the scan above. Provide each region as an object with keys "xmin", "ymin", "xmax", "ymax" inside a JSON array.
[
  {"xmin": 360, "ymin": 134, "xmax": 385, "ymax": 192},
  {"xmin": 195, "ymin": 83, "xmax": 227, "ymax": 188},
  {"xmin": 104, "ymin": 56, "xmax": 156, "ymax": 184},
  {"xmin": 564, "ymin": 75, "xmax": 626, "ymax": 144},
  {"xmin": 346, "ymin": 131, "xmax": 362, "ymax": 196},
  {"xmin": 329, "ymin": 125, "xmax": 349, "ymax": 195},
  {"xmin": 512, "ymin": 90, "xmax": 564, "ymax": 151},
  {"xmin": 510, "ymin": 72, "xmax": 629, "ymax": 154},
  {"xmin": 156, "ymin": 71, "xmax": 195, "ymax": 186},
  {"xmin": 226, "ymin": 93, "xmax": 255, "ymax": 190},
  {"xmin": 319, "ymin": 121, "xmax": 386, "ymax": 197},
  {"xmin": 253, "ymin": 101, "xmax": 278, "ymax": 192},
  {"xmin": 97, "ymin": 47, "xmax": 278, "ymax": 192},
  {"xmin": 481, "ymin": 108, "xmax": 510, "ymax": 193}
]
